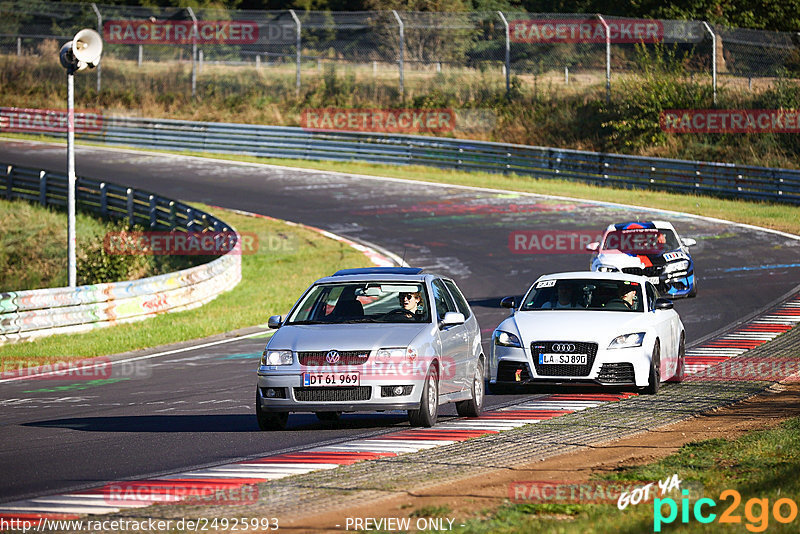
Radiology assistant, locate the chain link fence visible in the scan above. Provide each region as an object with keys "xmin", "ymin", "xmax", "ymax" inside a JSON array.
[{"xmin": 1, "ymin": 1, "xmax": 799, "ymax": 101}]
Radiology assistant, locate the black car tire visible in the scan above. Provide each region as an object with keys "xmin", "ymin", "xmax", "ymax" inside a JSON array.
[
  {"xmin": 673, "ymin": 334, "xmax": 686, "ymax": 383},
  {"xmin": 408, "ymin": 365, "xmax": 439, "ymax": 427},
  {"xmin": 644, "ymin": 341, "xmax": 661, "ymax": 395},
  {"xmin": 256, "ymin": 388, "xmax": 289, "ymax": 430},
  {"xmin": 456, "ymin": 360, "xmax": 484, "ymax": 417}
]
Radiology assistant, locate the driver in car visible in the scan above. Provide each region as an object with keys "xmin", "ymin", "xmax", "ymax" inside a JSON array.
[
  {"xmin": 618, "ymin": 285, "xmax": 637, "ymax": 309},
  {"xmin": 398, "ymin": 291, "xmax": 424, "ymax": 320}
]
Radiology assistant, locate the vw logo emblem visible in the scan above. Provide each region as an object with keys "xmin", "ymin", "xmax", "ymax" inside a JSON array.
[
  {"xmin": 552, "ymin": 343, "xmax": 575, "ymax": 353},
  {"xmin": 325, "ymin": 350, "xmax": 341, "ymax": 364}
]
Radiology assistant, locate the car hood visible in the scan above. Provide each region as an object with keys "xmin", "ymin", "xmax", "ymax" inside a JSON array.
[
  {"xmin": 268, "ymin": 323, "xmax": 433, "ymax": 352},
  {"xmin": 598, "ymin": 248, "xmax": 689, "ymax": 268},
  {"xmin": 503, "ymin": 310, "xmax": 651, "ymax": 346}
]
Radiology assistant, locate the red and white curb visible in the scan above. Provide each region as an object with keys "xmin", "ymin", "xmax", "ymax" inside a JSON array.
[
  {"xmin": 0, "ymin": 393, "xmax": 635, "ymax": 524},
  {"xmin": 2, "ymin": 295, "xmax": 798, "ymax": 527},
  {"xmin": 685, "ymin": 292, "xmax": 800, "ymax": 375}
]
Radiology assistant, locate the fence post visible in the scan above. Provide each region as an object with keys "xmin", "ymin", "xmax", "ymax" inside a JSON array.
[
  {"xmin": 392, "ymin": 10, "xmax": 405, "ymax": 98},
  {"xmin": 187, "ymin": 7, "xmax": 197, "ymax": 98},
  {"xmin": 289, "ymin": 9, "xmax": 301, "ymax": 98},
  {"xmin": 149, "ymin": 195, "xmax": 157, "ymax": 228},
  {"xmin": 701, "ymin": 21, "xmax": 717, "ymax": 106},
  {"xmin": 127, "ymin": 188, "xmax": 135, "ymax": 227},
  {"xmin": 100, "ymin": 182, "xmax": 107, "ymax": 217},
  {"xmin": 138, "ymin": 45, "xmax": 142, "ymax": 67},
  {"xmin": 497, "ymin": 11, "xmax": 510, "ymax": 97},
  {"xmin": 91, "ymin": 3, "xmax": 102, "ymax": 92},
  {"xmin": 16, "ymin": 37, "xmax": 21, "ymax": 56},
  {"xmin": 39, "ymin": 171, "xmax": 47, "ymax": 206},
  {"xmin": 596, "ymin": 14, "xmax": 611, "ymax": 104}
]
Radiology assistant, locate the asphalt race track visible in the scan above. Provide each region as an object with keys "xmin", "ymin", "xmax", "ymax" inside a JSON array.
[{"xmin": 1, "ymin": 140, "xmax": 799, "ymax": 504}]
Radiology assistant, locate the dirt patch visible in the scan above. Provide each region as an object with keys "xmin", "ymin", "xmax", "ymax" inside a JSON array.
[{"xmin": 281, "ymin": 381, "xmax": 800, "ymax": 532}]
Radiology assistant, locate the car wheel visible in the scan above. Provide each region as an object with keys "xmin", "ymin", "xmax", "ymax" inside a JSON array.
[
  {"xmin": 256, "ymin": 388, "xmax": 289, "ymax": 431},
  {"xmin": 408, "ymin": 365, "xmax": 439, "ymax": 427},
  {"xmin": 644, "ymin": 341, "xmax": 661, "ymax": 395},
  {"xmin": 673, "ymin": 334, "xmax": 686, "ymax": 383},
  {"xmin": 687, "ymin": 279, "xmax": 697, "ymax": 298},
  {"xmin": 315, "ymin": 411, "xmax": 341, "ymax": 422},
  {"xmin": 456, "ymin": 360, "xmax": 484, "ymax": 417}
]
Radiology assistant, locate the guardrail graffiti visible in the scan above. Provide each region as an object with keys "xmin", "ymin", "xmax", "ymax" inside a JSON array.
[{"xmin": 0, "ymin": 163, "xmax": 241, "ymax": 343}]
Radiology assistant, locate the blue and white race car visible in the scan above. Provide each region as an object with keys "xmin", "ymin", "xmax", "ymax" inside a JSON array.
[{"xmin": 586, "ymin": 221, "xmax": 697, "ymax": 298}]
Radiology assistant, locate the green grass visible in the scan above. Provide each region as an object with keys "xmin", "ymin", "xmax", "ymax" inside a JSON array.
[
  {"xmin": 0, "ymin": 198, "xmax": 108, "ymax": 291},
  {"xmin": 0, "ymin": 205, "xmax": 372, "ymax": 363},
  {"xmin": 449, "ymin": 417, "xmax": 800, "ymax": 533}
]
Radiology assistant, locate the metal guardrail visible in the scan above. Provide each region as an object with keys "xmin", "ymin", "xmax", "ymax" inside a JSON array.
[
  {"xmin": 0, "ymin": 163, "xmax": 241, "ymax": 343},
  {"xmin": 68, "ymin": 115, "xmax": 800, "ymax": 205}
]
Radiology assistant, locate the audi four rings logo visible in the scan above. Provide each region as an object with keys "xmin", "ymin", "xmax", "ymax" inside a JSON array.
[
  {"xmin": 552, "ymin": 343, "xmax": 576, "ymax": 352},
  {"xmin": 325, "ymin": 350, "xmax": 341, "ymax": 364}
]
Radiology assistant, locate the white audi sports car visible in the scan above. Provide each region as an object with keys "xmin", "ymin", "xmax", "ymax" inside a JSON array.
[{"xmin": 489, "ymin": 272, "xmax": 685, "ymax": 394}]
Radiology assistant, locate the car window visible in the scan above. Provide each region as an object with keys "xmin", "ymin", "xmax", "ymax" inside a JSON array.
[
  {"xmin": 442, "ymin": 279, "xmax": 471, "ymax": 319},
  {"xmin": 286, "ymin": 281, "xmax": 431, "ymax": 324},
  {"xmin": 645, "ymin": 282, "xmax": 659, "ymax": 311},
  {"xmin": 521, "ymin": 279, "xmax": 644, "ymax": 312},
  {"xmin": 431, "ymin": 279, "xmax": 457, "ymax": 320}
]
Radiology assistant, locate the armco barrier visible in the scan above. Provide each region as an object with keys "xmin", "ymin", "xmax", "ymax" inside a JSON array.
[
  {"xmin": 62, "ymin": 115, "xmax": 800, "ymax": 205},
  {"xmin": 0, "ymin": 163, "xmax": 241, "ymax": 343}
]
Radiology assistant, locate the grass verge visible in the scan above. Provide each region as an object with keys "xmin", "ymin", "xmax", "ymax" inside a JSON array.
[
  {"xmin": 452, "ymin": 416, "xmax": 800, "ymax": 533},
  {"xmin": 0, "ymin": 205, "xmax": 372, "ymax": 363}
]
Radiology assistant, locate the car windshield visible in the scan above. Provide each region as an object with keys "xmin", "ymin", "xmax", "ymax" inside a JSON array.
[
  {"xmin": 520, "ymin": 279, "xmax": 644, "ymax": 312},
  {"xmin": 286, "ymin": 282, "xmax": 431, "ymax": 324},
  {"xmin": 602, "ymin": 228, "xmax": 680, "ymax": 254}
]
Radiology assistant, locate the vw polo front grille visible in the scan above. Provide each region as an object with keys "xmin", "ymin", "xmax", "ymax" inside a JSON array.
[
  {"xmin": 298, "ymin": 350, "xmax": 371, "ymax": 366},
  {"xmin": 293, "ymin": 386, "xmax": 372, "ymax": 402}
]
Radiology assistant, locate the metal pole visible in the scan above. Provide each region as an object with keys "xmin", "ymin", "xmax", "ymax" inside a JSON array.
[
  {"xmin": 187, "ymin": 7, "xmax": 197, "ymax": 98},
  {"xmin": 16, "ymin": 37, "xmax": 21, "ymax": 56},
  {"xmin": 497, "ymin": 11, "xmax": 510, "ymax": 96},
  {"xmin": 67, "ymin": 73, "xmax": 76, "ymax": 288},
  {"xmin": 701, "ymin": 21, "xmax": 717, "ymax": 106},
  {"xmin": 91, "ymin": 3, "xmax": 102, "ymax": 92},
  {"xmin": 289, "ymin": 9, "xmax": 301, "ymax": 98},
  {"xmin": 596, "ymin": 14, "xmax": 611, "ymax": 104},
  {"xmin": 392, "ymin": 10, "xmax": 404, "ymax": 98}
]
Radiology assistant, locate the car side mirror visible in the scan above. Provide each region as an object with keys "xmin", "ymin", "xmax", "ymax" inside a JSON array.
[
  {"xmin": 585, "ymin": 242, "xmax": 600, "ymax": 252},
  {"xmin": 654, "ymin": 298, "xmax": 674, "ymax": 310},
  {"xmin": 267, "ymin": 315, "xmax": 283, "ymax": 329},
  {"xmin": 440, "ymin": 311, "xmax": 465, "ymax": 328},
  {"xmin": 681, "ymin": 238, "xmax": 696, "ymax": 247},
  {"xmin": 500, "ymin": 296, "xmax": 516, "ymax": 309}
]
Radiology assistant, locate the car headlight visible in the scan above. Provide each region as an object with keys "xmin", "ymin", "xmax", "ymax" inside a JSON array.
[
  {"xmin": 664, "ymin": 260, "xmax": 690, "ymax": 274},
  {"xmin": 376, "ymin": 347, "xmax": 417, "ymax": 362},
  {"xmin": 608, "ymin": 333, "xmax": 645, "ymax": 349},
  {"xmin": 597, "ymin": 265, "xmax": 619, "ymax": 272},
  {"xmin": 494, "ymin": 330, "xmax": 522, "ymax": 348},
  {"xmin": 261, "ymin": 349, "xmax": 293, "ymax": 366}
]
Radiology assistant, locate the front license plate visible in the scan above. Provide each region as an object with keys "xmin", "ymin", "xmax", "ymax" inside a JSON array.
[
  {"xmin": 539, "ymin": 353, "xmax": 588, "ymax": 365},
  {"xmin": 648, "ymin": 276, "xmax": 660, "ymax": 285},
  {"xmin": 302, "ymin": 372, "xmax": 360, "ymax": 387}
]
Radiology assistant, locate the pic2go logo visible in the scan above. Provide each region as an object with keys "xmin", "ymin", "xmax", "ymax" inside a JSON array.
[{"xmin": 654, "ymin": 490, "xmax": 798, "ymax": 532}]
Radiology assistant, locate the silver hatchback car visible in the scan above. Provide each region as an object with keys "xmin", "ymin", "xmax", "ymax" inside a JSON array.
[{"xmin": 256, "ymin": 267, "xmax": 484, "ymax": 430}]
